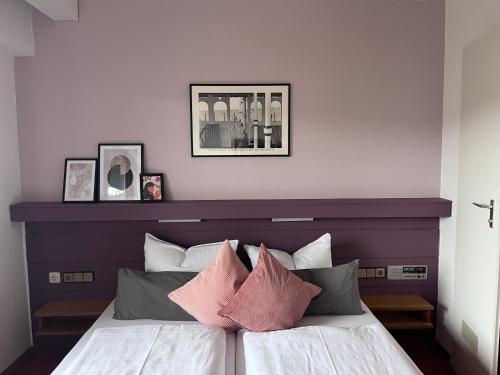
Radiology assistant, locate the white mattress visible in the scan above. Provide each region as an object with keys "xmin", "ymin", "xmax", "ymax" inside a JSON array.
[
  {"xmin": 52, "ymin": 302, "xmax": 236, "ymax": 375},
  {"xmin": 236, "ymin": 302, "xmax": 419, "ymax": 375},
  {"xmin": 53, "ymin": 301, "xmax": 418, "ymax": 375}
]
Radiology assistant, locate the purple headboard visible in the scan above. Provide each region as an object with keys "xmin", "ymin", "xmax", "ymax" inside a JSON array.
[{"xmin": 10, "ymin": 198, "xmax": 451, "ymax": 338}]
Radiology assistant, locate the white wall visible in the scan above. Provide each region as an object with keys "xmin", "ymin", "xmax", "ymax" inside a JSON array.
[
  {"xmin": 0, "ymin": 51, "xmax": 31, "ymax": 372},
  {"xmin": 0, "ymin": 0, "xmax": 33, "ymax": 56},
  {"xmin": 0, "ymin": 0, "xmax": 33, "ymax": 371},
  {"xmin": 439, "ymin": 0, "xmax": 500, "ymax": 370}
]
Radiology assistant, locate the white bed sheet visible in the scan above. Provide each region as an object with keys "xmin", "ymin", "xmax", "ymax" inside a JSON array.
[
  {"xmin": 52, "ymin": 301, "xmax": 236, "ymax": 375},
  {"xmin": 53, "ymin": 302, "xmax": 418, "ymax": 375},
  {"xmin": 235, "ymin": 302, "xmax": 420, "ymax": 375}
]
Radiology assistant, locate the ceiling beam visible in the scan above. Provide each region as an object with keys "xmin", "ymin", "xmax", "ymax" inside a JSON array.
[{"xmin": 24, "ymin": 0, "xmax": 78, "ymax": 22}]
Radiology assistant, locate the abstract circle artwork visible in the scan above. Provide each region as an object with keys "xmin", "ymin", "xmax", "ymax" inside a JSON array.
[{"xmin": 107, "ymin": 155, "xmax": 134, "ymax": 191}]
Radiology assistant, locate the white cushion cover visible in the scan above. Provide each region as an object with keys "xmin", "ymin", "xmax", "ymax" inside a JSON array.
[
  {"xmin": 144, "ymin": 233, "xmax": 239, "ymax": 272},
  {"xmin": 243, "ymin": 233, "xmax": 332, "ymax": 270}
]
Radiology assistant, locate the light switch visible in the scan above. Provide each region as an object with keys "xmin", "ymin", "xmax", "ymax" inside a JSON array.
[
  {"xmin": 357, "ymin": 268, "xmax": 367, "ymax": 278},
  {"xmin": 83, "ymin": 272, "xmax": 94, "ymax": 283},
  {"xmin": 366, "ymin": 268, "xmax": 376, "ymax": 278}
]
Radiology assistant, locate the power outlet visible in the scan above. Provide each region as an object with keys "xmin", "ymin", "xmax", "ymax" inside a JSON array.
[
  {"xmin": 48, "ymin": 272, "xmax": 61, "ymax": 284},
  {"xmin": 63, "ymin": 273, "xmax": 74, "ymax": 283},
  {"xmin": 376, "ymin": 268, "xmax": 386, "ymax": 278}
]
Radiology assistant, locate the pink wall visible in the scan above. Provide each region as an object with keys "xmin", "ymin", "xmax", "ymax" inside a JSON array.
[{"xmin": 15, "ymin": 0, "xmax": 445, "ymax": 201}]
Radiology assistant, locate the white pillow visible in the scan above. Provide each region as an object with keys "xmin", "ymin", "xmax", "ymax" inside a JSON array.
[
  {"xmin": 243, "ymin": 233, "xmax": 332, "ymax": 270},
  {"xmin": 144, "ymin": 233, "xmax": 239, "ymax": 272}
]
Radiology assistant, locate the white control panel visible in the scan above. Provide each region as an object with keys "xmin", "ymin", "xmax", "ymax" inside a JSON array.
[{"xmin": 387, "ymin": 265, "xmax": 428, "ymax": 280}]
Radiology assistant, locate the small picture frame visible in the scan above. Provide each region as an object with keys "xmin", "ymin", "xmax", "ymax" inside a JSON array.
[
  {"xmin": 62, "ymin": 158, "xmax": 97, "ymax": 203},
  {"xmin": 140, "ymin": 174, "xmax": 165, "ymax": 202},
  {"xmin": 98, "ymin": 143, "xmax": 144, "ymax": 202}
]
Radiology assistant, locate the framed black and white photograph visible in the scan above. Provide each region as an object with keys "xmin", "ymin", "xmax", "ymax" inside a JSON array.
[
  {"xmin": 190, "ymin": 84, "xmax": 290, "ymax": 156},
  {"xmin": 140, "ymin": 173, "xmax": 165, "ymax": 202},
  {"xmin": 62, "ymin": 158, "xmax": 97, "ymax": 203},
  {"xmin": 98, "ymin": 143, "xmax": 143, "ymax": 201}
]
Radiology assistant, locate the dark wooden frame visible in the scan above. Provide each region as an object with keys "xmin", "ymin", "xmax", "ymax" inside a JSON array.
[
  {"xmin": 97, "ymin": 143, "xmax": 144, "ymax": 202},
  {"xmin": 62, "ymin": 158, "xmax": 97, "ymax": 203},
  {"xmin": 140, "ymin": 173, "xmax": 165, "ymax": 202},
  {"xmin": 190, "ymin": 83, "xmax": 291, "ymax": 157}
]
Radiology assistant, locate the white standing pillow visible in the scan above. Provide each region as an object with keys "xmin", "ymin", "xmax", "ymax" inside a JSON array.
[
  {"xmin": 144, "ymin": 233, "xmax": 239, "ymax": 272},
  {"xmin": 243, "ymin": 233, "xmax": 332, "ymax": 270}
]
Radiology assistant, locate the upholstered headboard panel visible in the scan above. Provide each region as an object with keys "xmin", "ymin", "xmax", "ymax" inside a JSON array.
[{"xmin": 11, "ymin": 198, "xmax": 451, "ymax": 340}]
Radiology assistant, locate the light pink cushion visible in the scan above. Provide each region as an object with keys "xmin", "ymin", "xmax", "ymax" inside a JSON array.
[
  {"xmin": 218, "ymin": 244, "xmax": 322, "ymax": 332},
  {"xmin": 168, "ymin": 240, "xmax": 249, "ymax": 330}
]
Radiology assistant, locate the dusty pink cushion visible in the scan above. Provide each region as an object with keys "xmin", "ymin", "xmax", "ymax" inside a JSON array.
[
  {"xmin": 168, "ymin": 240, "xmax": 249, "ymax": 330},
  {"xmin": 218, "ymin": 244, "xmax": 321, "ymax": 332}
]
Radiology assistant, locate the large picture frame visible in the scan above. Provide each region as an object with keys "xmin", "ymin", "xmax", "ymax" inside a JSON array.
[
  {"xmin": 190, "ymin": 84, "xmax": 290, "ymax": 156},
  {"xmin": 62, "ymin": 158, "xmax": 97, "ymax": 203},
  {"xmin": 98, "ymin": 143, "xmax": 144, "ymax": 202}
]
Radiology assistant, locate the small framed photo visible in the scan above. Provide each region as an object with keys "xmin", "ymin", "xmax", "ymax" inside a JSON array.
[
  {"xmin": 190, "ymin": 83, "xmax": 290, "ymax": 157},
  {"xmin": 140, "ymin": 174, "xmax": 165, "ymax": 202},
  {"xmin": 62, "ymin": 159, "xmax": 97, "ymax": 203},
  {"xmin": 98, "ymin": 143, "xmax": 143, "ymax": 202}
]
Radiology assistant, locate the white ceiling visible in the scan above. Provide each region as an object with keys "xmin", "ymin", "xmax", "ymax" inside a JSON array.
[{"xmin": 24, "ymin": 0, "xmax": 78, "ymax": 21}]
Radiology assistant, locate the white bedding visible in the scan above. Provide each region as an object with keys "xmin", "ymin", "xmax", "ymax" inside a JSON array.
[
  {"xmin": 54, "ymin": 301, "xmax": 420, "ymax": 375},
  {"xmin": 52, "ymin": 302, "xmax": 236, "ymax": 375},
  {"xmin": 243, "ymin": 324, "xmax": 421, "ymax": 375},
  {"xmin": 236, "ymin": 302, "xmax": 421, "ymax": 375},
  {"xmin": 60, "ymin": 325, "xmax": 226, "ymax": 375}
]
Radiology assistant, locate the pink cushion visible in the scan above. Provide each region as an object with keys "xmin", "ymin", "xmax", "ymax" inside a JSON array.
[
  {"xmin": 218, "ymin": 244, "xmax": 321, "ymax": 332},
  {"xmin": 168, "ymin": 240, "xmax": 249, "ymax": 330}
]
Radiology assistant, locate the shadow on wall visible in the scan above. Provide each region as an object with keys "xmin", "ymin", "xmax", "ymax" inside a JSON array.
[
  {"xmin": 450, "ymin": 339, "xmax": 489, "ymax": 375},
  {"xmin": 437, "ymin": 302, "xmax": 489, "ymax": 375}
]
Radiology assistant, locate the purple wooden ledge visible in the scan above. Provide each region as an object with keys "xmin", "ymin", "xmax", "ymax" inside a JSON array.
[{"xmin": 10, "ymin": 198, "xmax": 452, "ymax": 223}]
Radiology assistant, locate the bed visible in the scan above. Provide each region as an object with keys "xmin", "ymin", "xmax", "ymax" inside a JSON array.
[
  {"xmin": 52, "ymin": 301, "xmax": 421, "ymax": 375},
  {"xmin": 237, "ymin": 302, "xmax": 421, "ymax": 375},
  {"xmin": 52, "ymin": 301, "xmax": 236, "ymax": 375}
]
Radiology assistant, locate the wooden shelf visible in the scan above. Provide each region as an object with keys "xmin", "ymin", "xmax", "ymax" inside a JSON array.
[
  {"xmin": 362, "ymin": 294, "xmax": 434, "ymax": 330},
  {"xmin": 34, "ymin": 299, "xmax": 111, "ymax": 336},
  {"xmin": 10, "ymin": 198, "xmax": 452, "ymax": 223}
]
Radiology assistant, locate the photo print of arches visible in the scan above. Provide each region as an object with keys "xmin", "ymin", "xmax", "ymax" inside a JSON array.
[
  {"xmin": 98, "ymin": 144, "xmax": 143, "ymax": 201},
  {"xmin": 190, "ymin": 84, "xmax": 290, "ymax": 156}
]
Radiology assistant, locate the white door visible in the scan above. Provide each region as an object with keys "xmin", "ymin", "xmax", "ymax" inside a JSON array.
[{"xmin": 453, "ymin": 25, "xmax": 500, "ymax": 375}]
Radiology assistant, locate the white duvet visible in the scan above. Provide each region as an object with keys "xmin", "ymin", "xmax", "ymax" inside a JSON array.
[
  {"xmin": 60, "ymin": 324, "xmax": 226, "ymax": 375},
  {"xmin": 243, "ymin": 324, "xmax": 422, "ymax": 375}
]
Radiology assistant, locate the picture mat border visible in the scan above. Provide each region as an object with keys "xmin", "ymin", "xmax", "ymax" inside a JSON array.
[
  {"xmin": 97, "ymin": 143, "xmax": 144, "ymax": 202},
  {"xmin": 62, "ymin": 158, "xmax": 98, "ymax": 203},
  {"xmin": 190, "ymin": 83, "xmax": 291, "ymax": 157}
]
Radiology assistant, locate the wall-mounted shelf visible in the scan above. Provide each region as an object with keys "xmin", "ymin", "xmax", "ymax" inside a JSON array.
[
  {"xmin": 34, "ymin": 299, "xmax": 111, "ymax": 336},
  {"xmin": 362, "ymin": 294, "xmax": 434, "ymax": 330},
  {"xmin": 10, "ymin": 198, "xmax": 452, "ymax": 223}
]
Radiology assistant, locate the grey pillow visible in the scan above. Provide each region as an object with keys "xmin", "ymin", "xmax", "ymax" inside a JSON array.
[
  {"xmin": 114, "ymin": 268, "xmax": 197, "ymax": 321},
  {"xmin": 292, "ymin": 260, "xmax": 364, "ymax": 315}
]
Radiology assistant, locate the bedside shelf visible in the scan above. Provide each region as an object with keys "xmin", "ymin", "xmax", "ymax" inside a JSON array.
[
  {"xmin": 362, "ymin": 294, "xmax": 434, "ymax": 330},
  {"xmin": 34, "ymin": 299, "xmax": 111, "ymax": 336}
]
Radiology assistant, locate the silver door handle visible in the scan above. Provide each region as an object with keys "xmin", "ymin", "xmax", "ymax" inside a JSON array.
[
  {"xmin": 473, "ymin": 200, "xmax": 494, "ymax": 228},
  {"xmin": 473, "ymin": 202, "xmax": 493, "ymax": 209}
]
